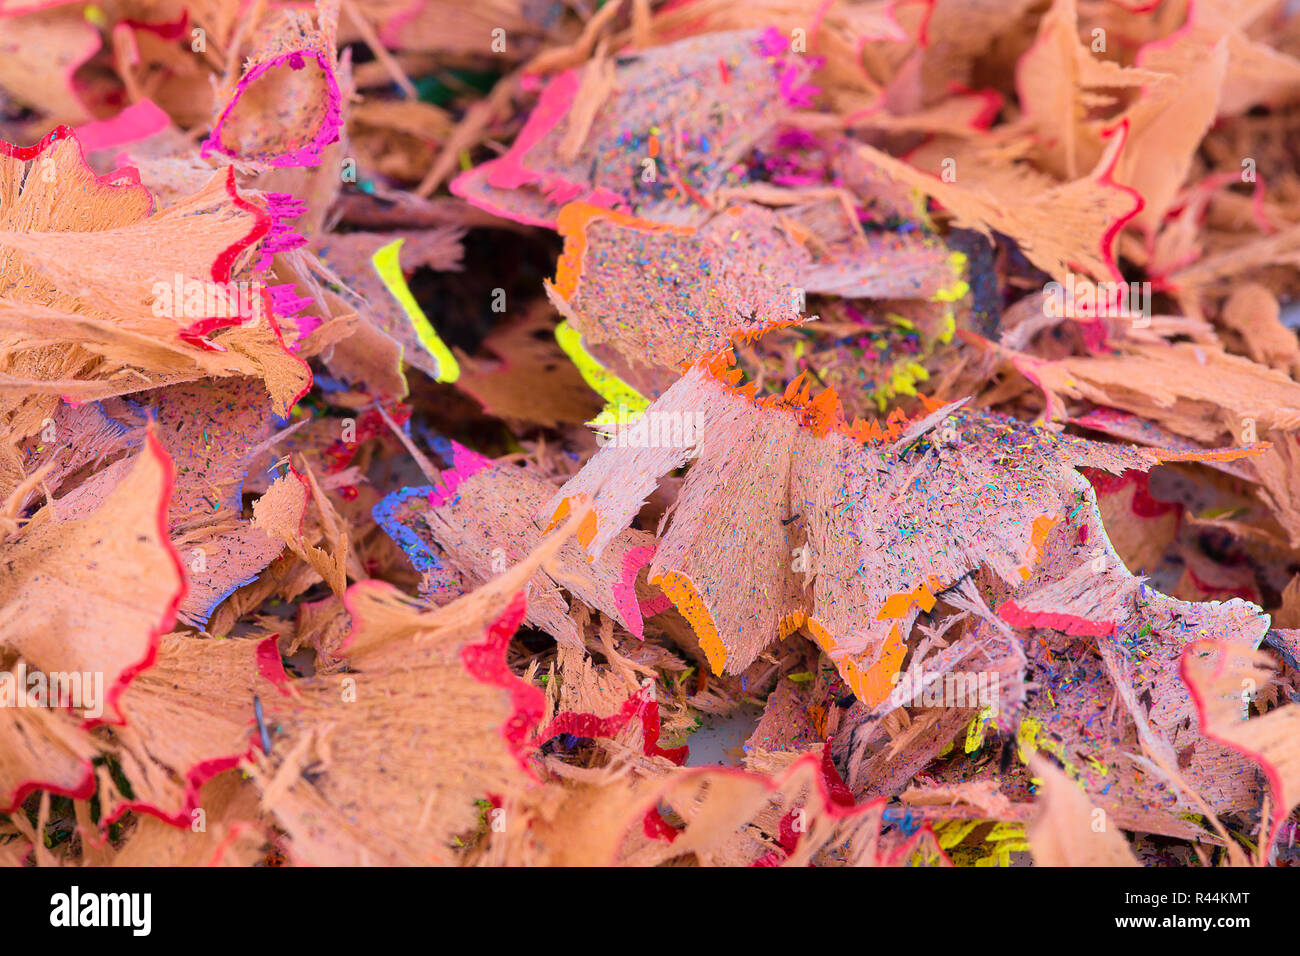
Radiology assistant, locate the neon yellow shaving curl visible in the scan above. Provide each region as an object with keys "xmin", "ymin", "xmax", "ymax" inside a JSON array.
[
  {"xmin": 371, "ymin": 239, "xmax": 460, "ymax": 383},
  {"xmin": 554, "ymin": 319, "xmax": 650, "ymax": 429}
]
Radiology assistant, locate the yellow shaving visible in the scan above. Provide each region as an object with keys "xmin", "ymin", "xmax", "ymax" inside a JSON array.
[
  {"xmin": 931, "ymin": 251, "xmax": 970, "ymax": 303},
  {"xmin": 1016, "ymin": 715, "xmax": 1086, "ymax": 784},
  {"xmin": 866, "ymin": 251, "xmax": 965, "ymax": 409},
  {"xmin": 933, "ymin": 820, "xmax": 1030, "ymax": 867},
  {"xmin": 371, "ymin": 239, "xmax": 460, "ymax": 382},
  {"xmin": 805, "ymin": 618, "xmax": 905, "ymax": 707},
  {"xmin": 651, "ymin": 570, "xmax": 727, "ymax": 673},
  {"xmin": 938, "ymin": 310, "xmax": 956, "ymax": 344},
  {"xmin": 777, "ymin": 610, "xmax": 807, "ymax": 640},
  {"xmin": 965, "ymin": 705, "xmax": 998, "ymax": 753},
  {"xmin": 965, "ymin": 711, "xmax": 1094, "ymax": 786},
  {"xmin": 935, "ymin": 819, "xmax": 982, "ymax": 848},
  {"xmin": 979, "ymin": 823, "xmax": 1031, "ymax": 867},
  {"xmin": 863, "ymin": 624, "xmax": 908, "ymax": 705},
  {"xmin": 554, "ymin": 319, "xmax": 650, "ymax": 429}
]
